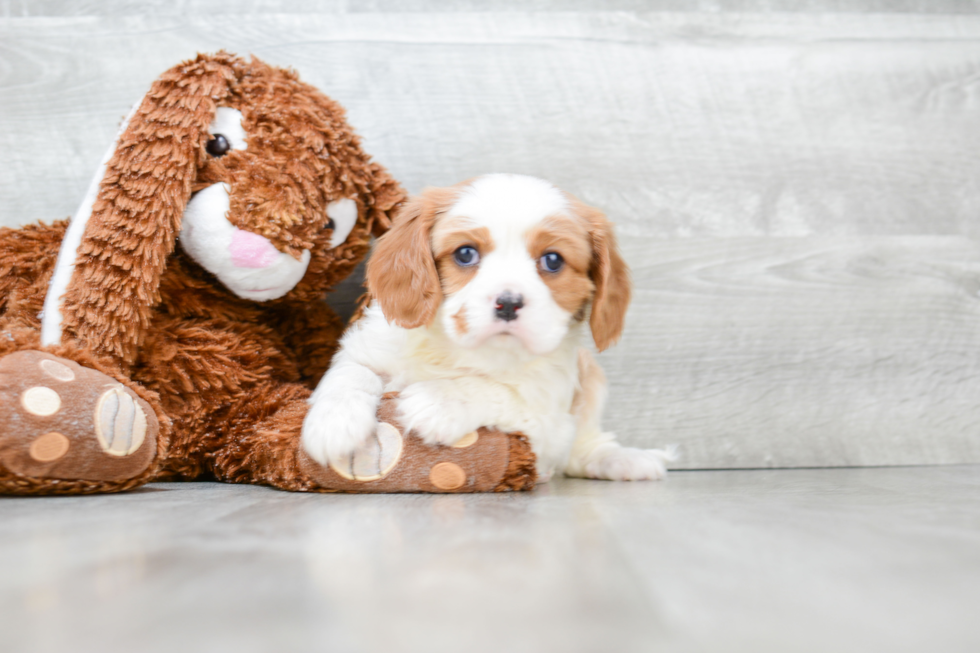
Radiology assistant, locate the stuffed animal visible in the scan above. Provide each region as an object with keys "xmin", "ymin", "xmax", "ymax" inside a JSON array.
[{"xmin": 0, "ymin": 52, "xmax": 535, "ymax": 495}]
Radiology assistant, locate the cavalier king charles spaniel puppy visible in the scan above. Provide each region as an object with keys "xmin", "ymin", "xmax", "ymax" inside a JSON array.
[{"xmin": 303, "ymin": 174, "xmax": 674, "ymax": 482}]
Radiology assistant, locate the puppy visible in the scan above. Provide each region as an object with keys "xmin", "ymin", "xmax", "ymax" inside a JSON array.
[{"xmin": 302, "ymin": 174, "xmax": 674, "ymax": 482}]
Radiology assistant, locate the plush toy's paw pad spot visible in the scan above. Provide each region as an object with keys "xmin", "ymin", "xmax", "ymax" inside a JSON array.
[
  {"xmin": 40, "ymin": 359, "xmax": 75, "ymax": 382},
  {"xmin": 21, "ymin": 386, "xmax": 61, "ymax": 416},
  {"xmin": 452, "ymin": 431, "xmax": 479, "ymax": 448},
  {"xmin": 29, "ymin": 432, "xmax": 69, "ymax": 462},
  {"xmin": 429, "ymin": 462, "xmax": 467, "ymax": 490},
  {"xmin": 329, "ymin": 421, "xmax": 403, "ymax": 481},
  {"xmin": 94, "ymin": 386, "xmax": 147, "ymax": 457},
  {"xmin": 40, "ymin": 358, "xmax": 75, "ymax": 383}
]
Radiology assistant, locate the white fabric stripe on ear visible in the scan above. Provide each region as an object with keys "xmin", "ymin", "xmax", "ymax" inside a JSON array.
[{"xmin": 40, "ymin": 100, "xmax": 141, "ymax": 347}]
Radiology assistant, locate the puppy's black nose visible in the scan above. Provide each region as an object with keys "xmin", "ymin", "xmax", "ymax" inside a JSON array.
[{"xmin": 495, "ymin": 292, "xmax": 524, "ymax": 322}]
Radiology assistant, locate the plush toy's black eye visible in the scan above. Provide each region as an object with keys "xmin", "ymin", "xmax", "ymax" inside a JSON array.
[
  {"xmin": 540, "ymin": 251, "xmax": 564, "ymax": 273},
  {"xmin": 322, "ymin": 218, "xmax": 335, "ymax": 232},
  {"xmin": 454, "ymin": 246, "xmax": 480, "ymax": 267},
  {"xmin": 206, "ymin": 134, "xmax": 231, "ymax": 157}
]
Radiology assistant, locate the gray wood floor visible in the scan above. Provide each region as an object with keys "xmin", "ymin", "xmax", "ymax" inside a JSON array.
[
  {"xmin": 1, "ymin": 468, "xmax": 978, "ymax": 653},
  {"xmin": 2, "ymin": 4, "xmax": 980, "ymax": 467}
]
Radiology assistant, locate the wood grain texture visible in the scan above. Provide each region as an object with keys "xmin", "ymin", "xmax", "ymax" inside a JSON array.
[
  {"xmin": 3, "ymin": 13, "xmax": 980, "ymax": 236},
  {"xmin": 2, "ymin": 11, "xmax": 980, "ymax": 467},
  {"xmin": 6, "ymin": 1, "xmax": 980, "ymax": 15},
  {"xmin": 603, "ymin": 236, "xmax": 980, "ymax": 468}
]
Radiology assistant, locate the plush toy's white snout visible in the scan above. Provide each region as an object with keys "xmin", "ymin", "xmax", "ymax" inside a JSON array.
[{"xmin": 178, "ymin": 183, "xmax": 312, "ymax": 302}]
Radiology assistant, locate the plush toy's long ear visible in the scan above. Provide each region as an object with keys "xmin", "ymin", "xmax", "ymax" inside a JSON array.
[
  {"xmin": 365, "ymin": 187, "xmax": 456, "ymax": 328},
  {"xmin": 42, "ymin": 55, "xmax": 236, "ymax": 367},
  {"xmin": 364, "ymin": 162, "xmax": 407, "ymax": 239}
]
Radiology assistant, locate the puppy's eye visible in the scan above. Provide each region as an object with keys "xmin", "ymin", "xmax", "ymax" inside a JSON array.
[
  {"xmin": 539, "ymin": 252, "xmax": 564, "ymax": 273},
  {"xmin": 454, "ymin": 246, "xmax": 480, "ymax": 267},
  {"xmin": 206, "ymin": 134, "xmax": 231, "ymax": 157}
]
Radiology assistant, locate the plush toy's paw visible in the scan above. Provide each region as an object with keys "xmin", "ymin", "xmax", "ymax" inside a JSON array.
[
  {"xmin": 301, "ymin": 392, "xmax": 379, "ymax": 467},
  {"xmin": 297, "ymin": 394, "xmax": 537, "ymax": 493},
  {"xmin": 578, "ymin": 443, "xmax": 677, "ymax": 481},
  {"xmin": 0, "ymin": 350, "xmax": 159, "ymax": 488},
  {"xmin": 397, "ymin": 380, "xmax": 484, "ymax": 447}
]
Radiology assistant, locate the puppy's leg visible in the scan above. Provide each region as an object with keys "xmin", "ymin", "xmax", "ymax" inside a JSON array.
[
  {"xmin": 301, "ymin": 348, "xmax": 383, "ymax": 466},
  {"xmin": 564, "ymin": 349, "xmax": 675, "ymax": 481},
  {"xmin": 397, "ymin": 377, "xmax": 517, "ymax": 447}
]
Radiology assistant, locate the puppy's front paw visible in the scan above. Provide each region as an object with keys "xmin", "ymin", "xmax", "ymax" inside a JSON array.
[
  {"xmin": 582, "ymin": 444, "xmax": 677, "ymax": 481},
  {"xmin": 397, "ymin": 381, "xmax": 481, "ymax": 447},
  {"xmin": 301, "ymin": 396, "xmax": 378, "ymax": 467}
]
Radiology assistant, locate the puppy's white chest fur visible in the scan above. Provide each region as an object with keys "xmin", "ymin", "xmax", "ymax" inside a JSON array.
[{"xmin": 382, "ymin": 305, "xmax": 583, "ymax": 476}]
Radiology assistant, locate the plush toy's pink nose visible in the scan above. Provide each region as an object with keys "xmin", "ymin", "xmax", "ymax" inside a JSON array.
[{"xmin": 229, "ymin": 229, "xmax": 279, "ymax": 268}]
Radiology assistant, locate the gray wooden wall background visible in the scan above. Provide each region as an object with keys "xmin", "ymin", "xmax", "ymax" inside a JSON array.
[{"xmin": 3, "ymin": 1, "xmax": 980, "ymax": 469}]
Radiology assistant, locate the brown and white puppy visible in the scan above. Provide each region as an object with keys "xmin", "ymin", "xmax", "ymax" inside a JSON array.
[{"xmin": 303, "ymin": 174, "xmax": 673, "ymax": 481}]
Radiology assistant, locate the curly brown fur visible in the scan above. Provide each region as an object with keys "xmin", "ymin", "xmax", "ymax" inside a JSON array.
[
  {"xmin": 211, "ymin": 381, "xmax": 322, "ymax": 491},
  {"xmin": 493, "ymin": 433, "xmax": 538, "ymax": 492},
  {"xmin": 0, "ymin": 221, "xmax": 66, "ymax": 329}
]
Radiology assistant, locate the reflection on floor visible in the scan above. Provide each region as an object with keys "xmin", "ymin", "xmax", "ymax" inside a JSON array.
[{"xmin": 1, "ymin": 466, "xmax": 978, "ymax": 653}]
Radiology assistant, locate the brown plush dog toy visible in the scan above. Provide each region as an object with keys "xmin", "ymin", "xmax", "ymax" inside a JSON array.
[{"xmin": 0, "ymin": 52, "xmax": 535, "ymax": 495}]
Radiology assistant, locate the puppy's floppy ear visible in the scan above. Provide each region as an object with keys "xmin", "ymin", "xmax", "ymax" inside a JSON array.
[
  {"xmin": 366, "ymin": 187, "xmax": 456, "ymax": 328},
  {"xmin": 571, "ymin": 198, "xmax": 632, "ymax": 352}
]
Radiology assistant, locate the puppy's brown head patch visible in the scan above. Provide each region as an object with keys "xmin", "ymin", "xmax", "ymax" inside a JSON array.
[
  {"xmin": 433, "ymin": 221, "xmax": 495, "ymax": 297},
  {"xmin": 525, "ymin": 213, "xmax": 595, "ymax": 319},
  {"xmin": 367, "ymin": 187, "xmax": 460, "ymax": 328}
]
